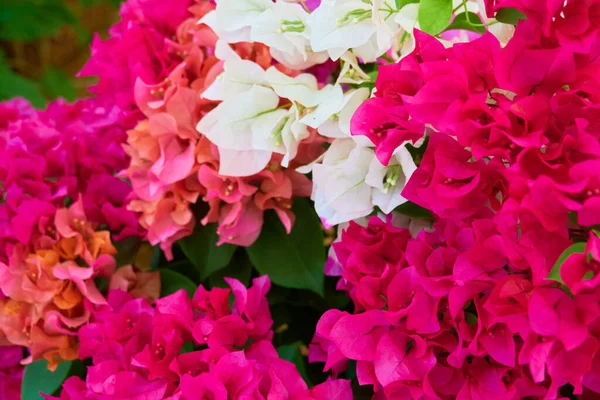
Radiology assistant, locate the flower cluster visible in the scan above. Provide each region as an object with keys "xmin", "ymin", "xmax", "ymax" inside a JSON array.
[
  {"xmin": 47, "ymin": 277, "xmax": 351, "ymax": 400},
  {"xmin": 122, "ymin": 1, "xmax": 315, "ymax": 256},
  {"xmin": 0, "ymin": 197, "xmax": 159, "ymax": 370},
  {"xmin": 0, "ymin": 97, "xmax": 154, "ymax": 370},
  {"xmin": 310, "ymin": 0, "xmax": 600, "ymax": 398},
  {"xmin": 206, "ymin": 0, "xmax": 409, "ymax": 68},
  {"xmin": 6, "ymin": 0, "xmax": 600, "ymax": 398},
  {"xmin": 78, "ymin": 0, "xmax": 197, "ymax": 127},
  {"xmin": 0, "ymin": 97, "xmax": 143, "ymax": 262}
]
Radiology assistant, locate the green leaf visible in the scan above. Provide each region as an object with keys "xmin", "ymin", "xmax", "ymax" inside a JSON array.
[
  {"xmin": 406, "ymin": 136, "xmax": 429, "ymax": 166},
  {"xmin": 208, "ymin": 249, "xmax": 253, "ymax": 288},
  {"xmin": 0, "ymin": 0, "xmax": 78, "ymax": 41},
  {"xmin": 0, "ymin": 56, "xmax": 46, "ymax": 108},
  {"xmin": 246, "ymin": 198, "xmax": 325, "ymax": 296},
  {"xmin": 178, "ymin": 223, "xmax": 237, "ymax": 280},
  {"xmin": 277, "ymin": 342, "xmax": 312, "ymax": 387},
  {"xmin": 395, "ymin": 201, "xmax": 433, "ymax": 219},
  {"xmin": 495, "ymin": 7, "xmax": 526, "ymax": 25},
  {"xmin": 445, "ymin": 12, "xmax": 486, "ymax": 34},
  {"xmin": 79, "ymin": 0, "xmax": 123, "ymax": 6},
  {"xmin": 465, "ymin": 312, "xmax": 478, "ymax": 326},
  {"xmin": 418, "ymin": 0, "xmax": 453, "ymax": 35},
  {"xmin": 345, "ymin": 360, "xmax": 357, "ymax": 380},
  {"xmin": 547, "ymin": 242, "xmax": 587, "ymax": 284},
  {"xmin": 159, "ymin": 269, "xmax": 197, "ymax": 298},
  {"xmin": 396, "ymin": 0, "xmax": 420, "ymax": 8},
  {"xmin": 22, "ymin": 359, "xmax": 72, "ymax": 399},
  {"xmin": 40, "ymin": 67, "xmax": 77, "ymax": 101},
  {"xmin": 151, "ymin": 246, "xmax": 162, "ymax": 270},
  {"xmin": 180, "ymin": 342, "xmax": 195, "ymax": 354}
]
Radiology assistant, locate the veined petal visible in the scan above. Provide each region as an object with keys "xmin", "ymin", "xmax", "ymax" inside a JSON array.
[
  {"xmin": 265, "ymin": 67, "xmax": 320, "ymax": 106},
  {"xmin": 300, "ymin": 84, "xmax": 345, "ymax": 129},
  {"xmin": 198, "ymin": 85, "xmax": 281, "ymax": 151},
  {"xmin": 311, "ymin": 139, "xmax": 376, "ymax": 225},
  {"xmin": 215, "ymin": 0, "xmax": 274, "ymax": 32},
  {"xmin": 318, "ymin": 87, "xmax": 371, "ymax": 137},
  {"xmin": 204, "ymin": 59, "xmax": 267, "ymax": 101},
  {"xmin": 218, "ymin": 148, "xmax": 272, "ymax": 177}
]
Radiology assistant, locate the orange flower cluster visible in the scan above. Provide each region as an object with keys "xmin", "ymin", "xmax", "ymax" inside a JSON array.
[{"xmin": 0, "ymin": 199, "xmax": 159, "ymax": 370}]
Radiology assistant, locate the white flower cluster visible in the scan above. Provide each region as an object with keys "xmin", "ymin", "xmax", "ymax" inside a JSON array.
[
  {"xmin": 197, "ymin": 47, "xmax": 417, "ymax": 225},
  {"xmin": 202, "ymin": 0, "xmax": 406, "ymax": 69},
  {"xmin": 311, "ymin": 138, "xmax": 417, "ymax": 226},
  {"xmin": 197, "ymin": 43, "xmax": 369, "ymax": 177}
]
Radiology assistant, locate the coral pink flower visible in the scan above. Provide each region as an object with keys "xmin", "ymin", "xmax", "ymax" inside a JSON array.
[
  {"xmin": 123, "ymin": 6, "xmax": 318, "ymax": 255},
  {"xmin": 0, "ymin": 198, "xmax": 158, "ymax": 370}
]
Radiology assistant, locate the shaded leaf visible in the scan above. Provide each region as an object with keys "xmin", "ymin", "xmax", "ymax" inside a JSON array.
[
  {"xmin": 418, "ymin": 0, "xmax": 453, "ymax": 35},
  {"xmin": 395, "ymin": 201, "xmax": 433, "ymax": 219},
  {"xmin": 151, "ymin": 246, "xmax": 162, "ymax": 270},
  {"xmin": 547, "ymin": 242, "xmax": 587, "ymax": 284},
  {"xmin": 178, "ymin": 223, "xmax": 236, "ymax": 281},
  {"xmin": 396, "ymin": 0, "xmax": 420, "ymax": 8},
  {"xmin": 0, "ymin": 55, "xmax": 46, "ymax": 108},
  {"xmin": 113, "ymin": 237, "xmax": 143, "ymax": 268},
  {"xmin": 345, "ymin": 360, "xmax": 357, "ymax": 380},
  {"xmin": 80, "ymin": 0, "xmax": 123, "ymax": 6},
  {"xmin": 405, "ymin": 136, "xmax": 429, "ymax": 166},
  {"xmin": 22, "ymin": 359, "xmax": 72, "ymax": 399},
  {"xmin": 495, "ymin": 7, "xmax": 526, "ymax": 25},
  {"xmin": 180, "ymin": 342, "xmax": 195, "ymax": 354},
  {"xmin": 208, "ymin": 248, "xmax": 253, "ymax": 288},
  {"xmin": 40, "ymin": 67, "xmax": 77, "ymax": 101},
  {"xmin": 246, "ymin": 198, "xmax": 325, "ymax": 295},
  {"xmin": 159, "ymin": 269, "xmax": 197, "ymax": 298},
  {"xmin": 445, "ymin": 12, "xmax": 486, "ymax": 34},
  {"xmin": 0, "ymin": 0, "xmax": 77, "ymax": 41}
]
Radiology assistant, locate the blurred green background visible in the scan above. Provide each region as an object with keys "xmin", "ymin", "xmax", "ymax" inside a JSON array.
[{"xmin": 0, "ymin": 0, "xmax": 124, "ymax": 108}]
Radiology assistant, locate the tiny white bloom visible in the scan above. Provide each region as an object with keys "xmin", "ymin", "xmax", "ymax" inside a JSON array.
[
  {"xmin": 300, "ymin": 84, "xmax": 345, "ymax": 129},
  {"xmin": 279, "ymin": 104, "xmax": 310, "ymax": 166},
  {"xmin": 197, "ymin": 85, "xmax": 283, "ymax": 155},
  {"xmin": 250, "ymin": 1, "xmax": 329, "ymax": 69},
  {"xmin": 218, "ymin": 148, "xmax": 272, "ymax": 177},
  {"xmin": 311, "ymin": 138, "xmax": 375, "ymax": 225},
  {"xmin": 265, "ymin": 66, "xmax": 321, "ymax": 107},
  {"xmin": 394, "ymin": 3, "xmax": 419, "ymax": 34},
  {"xmin": 214, "ymin": 40, "xmax": 242, "ymax": 62},
  {"xmin": 474, "ymin": 0, "xmax": 515, "ymax": 48},
  {"xmin": 203, "ymin": 59, "xmax": 268, "ymax": 101},
  {"xmin": 336, "ymin": 52, "xmax": 372, "ymax": 85},
  {"xmin": 251, "ymin": 1, "xmax": 310, "ymax": 56},
  {"xmin": 311, "ymin": 138, "xmax": 418, "ymax": 225},
  {"xmin": 487, "ymin": 22, "xmax": 515, "ymax": 46},
  {"xmin": 307, "ymin": 0, "xmax": 400, "ymax": 62},
  {"xmin": 270, "ymin": 48, "xmax": 330, "ymax": 70},
  {"xmin": 215, "ymin": 0, "xmax": 274, "ymax": 33},
  {"xmin": 200, "ymin": 10, "xmax": 251, "ymax": 43},
  {"xmin": 318, "ymin": 87, "xmax": 370, "ymax": 138},
  {"xmin": 365, "ymin": 144, "xmax": 416, "ymax": 214}
]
